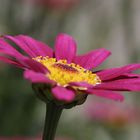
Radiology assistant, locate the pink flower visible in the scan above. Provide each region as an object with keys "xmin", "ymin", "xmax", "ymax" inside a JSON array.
[
  {"xmin": 0, "ymin": 33, "xmax": 140, "ymax": 105},
  {"xmin": 34, "ymin": 0, "xmax": 79, "ymax": 10},
  {"xmin": 86, "ymin": 101, "xmax": 140, "ymax": 127}
]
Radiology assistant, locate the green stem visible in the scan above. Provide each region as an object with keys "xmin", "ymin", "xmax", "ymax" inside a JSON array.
[{"xmin": 43, "ymin": 102, "xmax": 63, "ymax": 140}]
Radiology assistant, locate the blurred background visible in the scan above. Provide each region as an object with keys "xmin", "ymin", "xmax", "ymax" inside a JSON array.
[{"xmin": 0, "ymin": 0, "xmax": 140, "ymax": 140}]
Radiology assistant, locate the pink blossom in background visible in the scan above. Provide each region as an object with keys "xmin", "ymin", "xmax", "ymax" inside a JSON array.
[
  {"xmin": 86, "ymin": 101, "xmax": 140, "ymax": 127},
  {"xmin": 34, "ymin": 0, "xmax": 79, "ymax": 10}
]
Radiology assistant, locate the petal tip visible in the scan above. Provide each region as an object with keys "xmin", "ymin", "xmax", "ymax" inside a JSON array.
[{"xmin": 55, "ymin": 33, "xmax": 77, "ymax": 63}]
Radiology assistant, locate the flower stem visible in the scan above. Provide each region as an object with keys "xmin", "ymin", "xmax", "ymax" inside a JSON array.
[{"xmin": 43, "ymin": 102, "xmax": 63, "ymax": 140}]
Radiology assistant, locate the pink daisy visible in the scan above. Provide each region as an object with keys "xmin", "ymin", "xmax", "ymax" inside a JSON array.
[{"xmin": 0, "ymin": 33, "xmax": 140, "ymax": 105}]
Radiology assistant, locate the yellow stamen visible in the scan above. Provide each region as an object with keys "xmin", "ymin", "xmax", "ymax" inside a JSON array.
[{"xmin": 33, "ymin": 56, "xmax": 101, "ymax": 88}]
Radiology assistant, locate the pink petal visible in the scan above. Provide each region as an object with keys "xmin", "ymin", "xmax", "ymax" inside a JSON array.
[
  {"xmin": 0, "ymin": 56, "xmax": 24, "ymax": 68},
  {"xmin": 0, "ymin": 38, "xmax": 23, "ymax": 58},
  {"xmin": 69, "ymin": 82, "xmax": 94, "ymax": 88},
  {"xmin": 95, "ymin": 78, "xmax": 140, "ymax": 91},
  {"xmin": 54, "ymin": 33, "xmax": 77, "ymax": 63},
  {"xmin": 74, "ymin": 48, "xmax": 111, "ymax": 69},
  {"xmin": 16, "ymin": 35, "xmax": 53, "ymax": 57},
  {"xmin": 121, "ymin": 73, "xmax": 140, "ymax": 78},
  {"xmin": 4, "ymin": 35, "xmax": 53, "ymax": 57},
  {"xmin": 97, "ymin": 64, "xmax": 140, "ymax": 81},
  {"xmin": 24, "ymin": 70, "xmax": 55, "ymax": 84},
  {"xmin": 52, "ymin": 86, "xmax": 75, "ymax": 102},
  {"xmin": 0, "ymin": 51, "xmax": 48, "ymax": 72},
  {"xmin": 112, "ymin": 73, "xmax": 140, "ymax": 80},
  {"xmin": 87, "ymin": 89, "xmax": 124, "ymax": 101},
  {"xmin": 2, "ymin": 36, "xmax": 35, "ymax": 57},
  {"xmin": 19, "ymin": 57, "xmax": 49, "ymax": 73}
]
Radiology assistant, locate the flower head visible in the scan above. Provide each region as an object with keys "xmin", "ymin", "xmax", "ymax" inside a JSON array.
[{"xmin": 0, "ymin": 33, "xmax": 140, "ymax": 107}]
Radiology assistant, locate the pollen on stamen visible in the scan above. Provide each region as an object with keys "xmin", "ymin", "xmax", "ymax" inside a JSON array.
[
  {"xmin": 33, "ymin": 56, "xmax": 101, "ymax": 87},
  {"xmin": 53, "ymin": 63, "xmax": 78, "ymax": 73}
]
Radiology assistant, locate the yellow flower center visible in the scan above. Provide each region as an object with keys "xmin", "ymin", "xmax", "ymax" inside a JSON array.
[{"xmin": 33, "ymin": 56, "xmax": 101, "ymax": 87}]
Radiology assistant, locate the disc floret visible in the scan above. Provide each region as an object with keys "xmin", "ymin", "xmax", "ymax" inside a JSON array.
[{"xmin": 33, "ymin": 56, "xmax": 101, "ymax": 87}]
